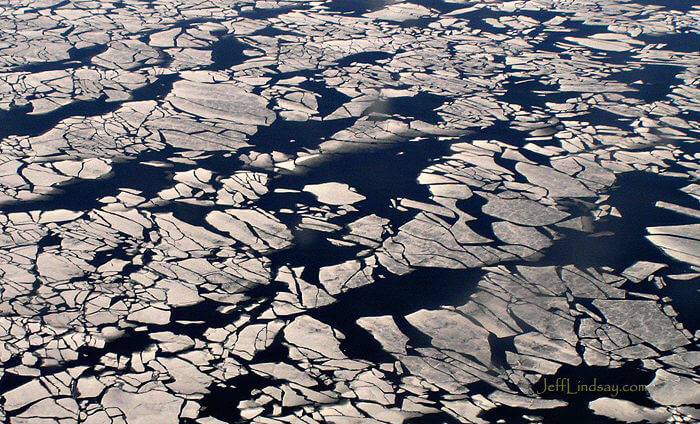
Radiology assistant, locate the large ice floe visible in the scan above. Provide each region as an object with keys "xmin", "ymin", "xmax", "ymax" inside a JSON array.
[{"xmin": 0, "ymin": 0, "xmax": 698, "ymax": 423}]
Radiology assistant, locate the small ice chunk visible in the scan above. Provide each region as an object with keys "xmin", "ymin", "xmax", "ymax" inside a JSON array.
[
  {"xmin": 365, "ymin": 3, "xmax": 432, "ymax": 21},
  {"xmin": 482, "ymin": 195, "xmax": 569, "ymax": 226},
  {"xmin": 646, "ymin": 224, "xmax": 700, "ymax": 267},
  {"xmin": 284, "ymin": 315, "xmax": 345, "ymax": 360},
  {"xmin": 589, "ymin": 397, "xmax": 670, "ymax": 423},
  {"xmin": 167, "ymin": 79, "xmax": 275, "ymax": 125},
  {"xmin": 516, "ymin": 162, "xmax": 594, "ymax": 198},
  {"xmin": 36, "ymin": 252, "xmax": 92, "ymax": 281},
  {"xmin": 38, "ymin": 209, "xmax": 83, "ymax": 223},
  {"xmin": 127, "ymin": 306, "xmax": 171, "ymax": 325},
  {"xmin": 101, "ymin": 387, "xmax": 183, "ymax": 424},
  {"xmin": 492, "ymin": 221, "xmax": 552, "ymax": 251},
  {"xmin": 304, "ymin": 182, "xmax": 366, "ymax": 205},
  {"xmin": 406, "ymin": 309, "xmax": 492, "ymax": 366},
  {"xmin": 621, "ymin": 261, "xmax": 667, "ymax": 283},
  {"xmin": 357, "ymin": 315, "xmax": 409, "ymax": 355},
  {"xmin": 647, "ymin": 369, "xmax": 700, "ymax": 406},
  {"xmin": 592, "ymin": 299, "xmax": 688, "ymax": 351}
]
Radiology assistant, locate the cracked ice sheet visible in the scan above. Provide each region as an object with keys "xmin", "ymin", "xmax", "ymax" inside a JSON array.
[
  {"xmin": 0, "ymin": 0, "xmax": 699, "ymax": 423},
  {"xmin": 166, "ymin": 77, "xmax": 275, "ymax": 126}
]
